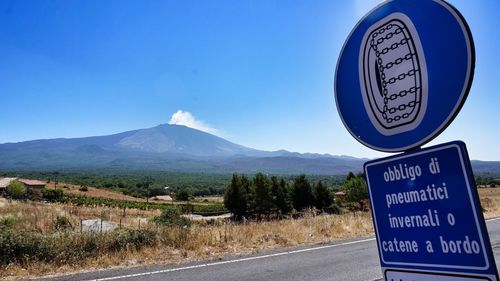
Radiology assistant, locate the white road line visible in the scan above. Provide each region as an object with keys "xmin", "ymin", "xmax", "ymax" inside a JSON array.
[
  {"xmin": 81, "ymin": 217, "xmax": 500, "ymax": 281},
  {"xmin": 487, "ymin": 217, "xmax": 500, "ymax": 223},
  {"xmin": 84, "ymin": 238, "xmax": 376, "ymax": 281}
]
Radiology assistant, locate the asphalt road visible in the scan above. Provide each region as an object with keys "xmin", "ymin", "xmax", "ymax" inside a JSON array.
[{"xmin": 39, "ymin": 218, "xmax": 500, "ymax": 281}]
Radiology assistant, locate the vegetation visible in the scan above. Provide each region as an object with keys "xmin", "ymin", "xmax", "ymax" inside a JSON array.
[
  {"xmin": 41, "ymin": 188, "xmax": 64, "ymax": 202},
  {"xmin": 270, "ymin": 176, "xmax": 292, "ymax": 214},
  {"xmin": 0, "ymin": 227, "xmax": 156, "ymax": 266},
  {"xmin": 0, "ymin": 216, "xmax": 16, "ymax": 230},
  {"xmin": 342, "ymin": 175, "xmax": 369, "ymax": 211},
  {"xmin": 223, "ymin": 174, "xmax": 250, "ymax": 220},
  {"xmin": 1, "ymin": 170, "xmax": 347, "ymax": 199},
  {"xmin": 0, "ymin": 198, "xmax": 374, "ymax": 279},
  {"xmin": 6, "ymin": 180, "xmax": 26, "ymax": 199},
  {"xmin": 291, "ymin": 175, "xmax": 315, "ymax": 211},
  {"xmin": 153, "ymin": 208, "xmax": 191, "ymax": 227},
  {"xmin": 476, "ymin": 174, "xmax": 500, "ymax": 187},
  {"xmin": 2, "ymin": 171, "xmax": 500, "ymax": 279},
  {"xmin": 174, "ymin": 189, "xmax": 191, "ymax": 201},
  {"xmin": 313, "ymin": 181, "xmax": 333, "ymax": 210},
  {"xmin": 63, "ymin": 194, "xmax": 226, "ymax": 214},
  {"xmin": 53, "ymin": 216, "xmax": 73, "ymax": 231},
  {"xmin": 224, "ymin": 173, "xmax": 343, "ymax": 219},
  {"xmin": 252, "ymin": 173, "xmax": 274, "ymax": 216}
]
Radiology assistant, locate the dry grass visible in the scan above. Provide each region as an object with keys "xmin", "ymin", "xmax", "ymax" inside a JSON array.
[
  {"xmin": 0, "ymin": 198, "xmax": 160, "ymax": 232},
  {"xmin": 2, "ymin": 187, "xmax": 500, "ymax": 280},
  {"xmin": 478, "ymin": 187, "xmax": 500, "ymax": 219},
  {"xmin": 46, "ymin": 182, "xmax": 216, "ymax": 206},
  {"xmin": 193, "ymin": 196, "xmax": 223, "ymax": 203},
  {"xmin": 45, "ymin": 182, "xmax": 148, "ymax": 202},
  {"xmin": 0, "ymin": 198, "xmax": 372, "ymax": 280}
]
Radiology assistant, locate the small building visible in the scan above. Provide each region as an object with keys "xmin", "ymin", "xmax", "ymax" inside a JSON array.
[
  {"xmin": 335, "ymin": 191, "xmax": 347, "ymax": 202},
  {"xmin": 19, "ymin": 179, "xmax": 46, "ymax": 189},
  {"xmin": 0, "ymin": 177, "xmax": 18, "ymax": 193}
]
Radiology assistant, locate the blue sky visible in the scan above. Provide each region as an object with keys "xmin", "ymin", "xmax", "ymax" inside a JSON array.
[{"xmin": 0, "ymin": 0, "xmax": 499, "ymax": 160}]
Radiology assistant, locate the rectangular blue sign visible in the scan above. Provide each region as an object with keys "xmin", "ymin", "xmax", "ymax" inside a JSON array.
[{"xmin": 364, "ymin": 141, "xmax": 498, "ymax": 280}]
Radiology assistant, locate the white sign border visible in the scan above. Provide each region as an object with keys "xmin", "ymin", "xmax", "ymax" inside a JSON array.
[
  {"xmin": 365, "ymin": 142, "xmax": 490, "ymax": 270},
  {"xmin": 334, "ymin": 0, "xmax": 475, "ymax": 152},
  {"xmin": 384, "ymin": 268, "xmax": 494, "ymax": 281}
]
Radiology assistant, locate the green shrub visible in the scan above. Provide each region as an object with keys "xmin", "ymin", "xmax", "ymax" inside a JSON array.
[
  {"xmin": 327, "ymin": 202, "xmax": 342, "ymax": 215},
  {"xmin": 174, "ymin": 189, "xmax": 191, "ymax": 201},
  {"xmin": 54, "ymin": 216, "xmax": 72, "ymax": 231},
  {"xmin": 153, "ymin": 208, "xmax": 191, "ymax": 227},
  {"xmin": 79, "ymin": 185, "xmax": 88, "ymax": 192},
  {"xmin": 0, "ymin": 228, "xmax": 157, "ymax": 266},
  {"xmin": 6, "ymin": 180, "xmax": 26, "ymax": 199},
  {"xmin": 0, "ymin": 216, "xmax": 16, "ymax": 229},
  {"xmin": 41, "ymin": 188, "xmax": 64, "ymax": 202}
]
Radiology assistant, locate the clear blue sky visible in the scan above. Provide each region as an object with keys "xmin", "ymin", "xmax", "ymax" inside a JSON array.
[{"xmin": 1, "ymin": 0, "xmax": 499, "ymax": 160}]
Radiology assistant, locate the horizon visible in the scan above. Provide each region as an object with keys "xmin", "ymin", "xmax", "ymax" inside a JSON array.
[
  {"xmin": 1, "ymin": 0, "xmax": 499, "ymax": 161},
  {"xmin": 0, "ymin": 122, "xmax": 496, "ymax": 163}
]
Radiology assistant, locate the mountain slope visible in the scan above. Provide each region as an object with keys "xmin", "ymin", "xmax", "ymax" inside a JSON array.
[
  {"xmin": 0, "ymin": 124, "xmax": 258, "ymax": 157},
  {"xmin": 0, "ymin": 124, "xmax": 498, "ymax": 175}
]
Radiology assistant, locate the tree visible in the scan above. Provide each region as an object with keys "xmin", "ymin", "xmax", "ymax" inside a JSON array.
[
  {"xmin": 174, "ymin": 189, "xmax": 191, "ymax": 201},
  {"xmin": 346, "ymin": 171, "xmax": 356, "ymax": 181},
  {"xmin": 6, "ymin": 180, "xmax": 25, "ymax": 199},
  {"xmin": 291, "ymin": 175, "xmax": 314, "ymax": 211},
  {"xmin": 313, "ymin": 181, "xmax": 333, "ymax": 210},
  {"xmin": 140, "ymin": 176, "xmax": 154, "ymax": 202},
  {"xmin": 224, "ymin": 174, "xmax": 250, "ymax": 220},
  {"xmin": 270, "ymin": 176, "xmax": 292, "ymax": 214},
  {"xmin": 343, "ymin": 176, "xmax": 368, "ymax": 208},
  {"xmin": 148, "ymin": 186, "xmax": 167, "ymax": 197},
  {"xmin": 251, "ymin": 173, "xmax": 273, "ymax": 216}
]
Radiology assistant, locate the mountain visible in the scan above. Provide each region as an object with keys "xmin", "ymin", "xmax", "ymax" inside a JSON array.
[
  {"xmin": 0, "ymin": 124, "xmax": 257, "ymax": 157},
  {"xmin": 0, "ymin": 124, "xmax": 498, "ymax": 175}
]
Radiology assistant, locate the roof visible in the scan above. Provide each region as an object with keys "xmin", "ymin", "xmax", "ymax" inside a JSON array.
[
  {"xmin": 19, "ymin": 179, "xmax": 46, "ymax": 186},
  {"xmin": 334, "ymin": 191, "xmax": 346, "ymax": 195},
  {"xmin": 0, "ymin": 177, "xmax": 18, "ymax": 188}
]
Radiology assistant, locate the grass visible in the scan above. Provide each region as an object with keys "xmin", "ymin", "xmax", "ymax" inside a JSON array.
[
  {"xmin": 0, "ymin": 198, "xmax": 160, "ymax": 232},
  {"xmin": 478, "ymin": 187, "xmax": 500, "ymax": 219},
  {"xmin": 0, "ymin": 198, "xmax": 372, "ymax": 280},
  {"xmin": 46, "ymin": 182, "xmax": 147, "ymax": 202},
  {"xmin": 1, "ymin": 186, "xmax": 500, "ymax": 280}
]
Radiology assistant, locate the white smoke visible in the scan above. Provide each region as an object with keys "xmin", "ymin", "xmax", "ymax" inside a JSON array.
[{"xmin": 168, "ymin": 110, "xmax": 219, "ymax": 135}]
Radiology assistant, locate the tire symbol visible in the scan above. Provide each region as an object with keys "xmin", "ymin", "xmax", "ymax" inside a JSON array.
[{"xmin": 359, "ymin": 13, "xmax": 428, "ymax": 136}]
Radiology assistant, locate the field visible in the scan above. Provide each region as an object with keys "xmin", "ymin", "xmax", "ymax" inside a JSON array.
[
  {"xmin": 0, "ymin": 199, "xmax": 372, "ymax": 280},
  {"xmin": 478, "ymin": 187, "xmax": 500, "ymax": 218},
  {"xmin": 1, "ymin": 186, "xmax": 500, "ymax": 280},
  {"xmin": 43, "ymin": 181, "xmax": 227, "ymax": 214},
  {"xmin": 45, "ymin": 182, "xmax": 148, "ymax": 202}
]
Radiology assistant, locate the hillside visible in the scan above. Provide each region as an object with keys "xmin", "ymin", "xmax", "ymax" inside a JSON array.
[
  {"xmin": 0, "ymin": 124, "xmax": 498, "ymax": 175},
  {"xmin": 0, "ymin": 124, "xmax": 366, "ymax": 174}
]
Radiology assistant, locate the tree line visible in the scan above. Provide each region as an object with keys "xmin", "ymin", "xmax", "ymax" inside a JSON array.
[{"xmin": 223, "ymin": 172, "xmax": 368, "ymax": 220}]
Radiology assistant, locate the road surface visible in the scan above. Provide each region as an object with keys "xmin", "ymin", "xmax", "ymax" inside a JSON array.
[{"xmin": 39, "ymin": 218, "xmax": 500, "ymax": 281}]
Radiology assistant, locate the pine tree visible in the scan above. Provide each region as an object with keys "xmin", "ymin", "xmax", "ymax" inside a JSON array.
[
  {"xmin": 271, "ymin": 176, "xmax": 292, "ymax": 214},
  {"xmin": 313, "ymin": 180, "xmax": 333, "ymax": 210},
  {"xmin": 223, "ymin": 174, "xmax": 249, "ymax": 220},
  {"xmin": 252, "ymin": 173, "xmax": 273, "ymax": 216},
  {"xmin": 291, "ymin": 175, "xmax": 314, "ymax": 211}
]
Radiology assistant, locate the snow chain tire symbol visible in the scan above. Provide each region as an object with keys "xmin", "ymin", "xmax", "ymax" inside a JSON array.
[{"xmin": 359, "ymin": 13, "xmax": 428, "ymax": 136}]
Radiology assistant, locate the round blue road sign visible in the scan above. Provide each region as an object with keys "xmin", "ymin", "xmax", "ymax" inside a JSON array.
[{"xmin": 334, "ymin": 0, "xmax": 474, "ymax": 152}]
